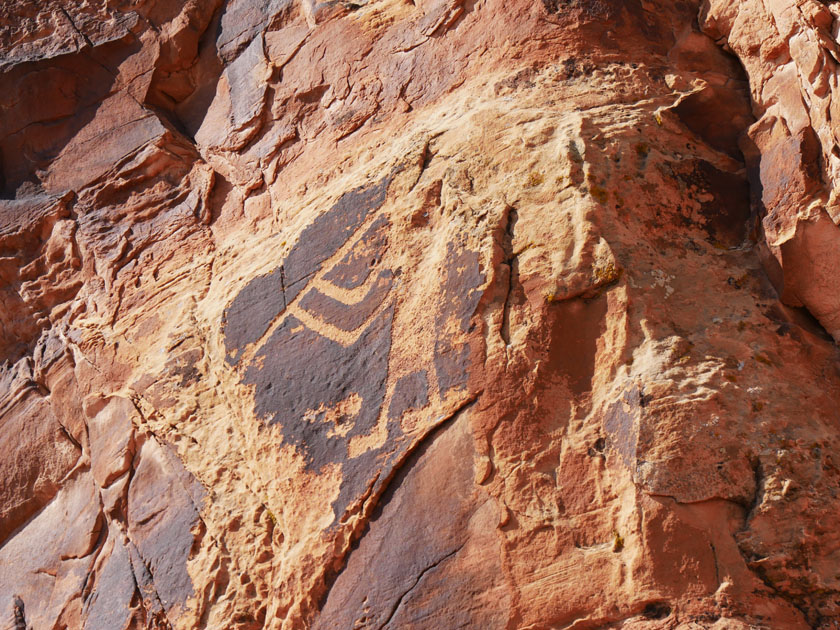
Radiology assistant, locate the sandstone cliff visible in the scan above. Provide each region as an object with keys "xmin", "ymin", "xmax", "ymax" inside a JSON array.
[{"xmin": 2, "ymin": 0, "xmax": 840, "ymax": 628}]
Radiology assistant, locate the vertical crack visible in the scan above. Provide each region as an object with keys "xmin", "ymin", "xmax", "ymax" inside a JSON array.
[
  {"xmin": 12, "ymin": 596, "xmax": 26, "ymax": 630},
  {"xmin": 280, "ymin": 266, "xmax": 287, "ymax": 311},
  {"xmin": 500, "ymin": 206, "xmax": 519, "ymax": 347},
  {"xmin": 709, "ymin": 541, "xmax": 721, "ymax": 587},
  {"xmin": 743, "ymin": 457, "xmax": 764, "ymax": 527}
]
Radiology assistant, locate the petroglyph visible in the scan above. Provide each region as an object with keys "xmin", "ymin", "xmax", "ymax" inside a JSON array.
[
  {"xmin": 298, "ymin": 270, "xmax": 394, "ymax": 333},
  {"xmin": 322, "ymin": 213, "xmax": 390, "ymax": 290},
  {"xmin": 223, "ymin": 177, "xmax": 486, "ymax": 522},
  {"xmin": 222, "ymin": 176, "xmax": 392, "ymax": 364}
]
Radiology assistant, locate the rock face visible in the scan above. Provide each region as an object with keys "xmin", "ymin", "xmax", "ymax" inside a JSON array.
[{"xmin": 2, "ymin": 0, "xmax": 840, "ymax": 628}]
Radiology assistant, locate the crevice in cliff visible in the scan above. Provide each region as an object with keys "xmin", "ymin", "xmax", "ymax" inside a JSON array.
[
  {"xmin": 742, "ymin": 457, "xmax": 764, "ymax": 525},
  {"xmin": 407, "ymin": 134, "xmax": 445, "ymax": 194},
  {"xmin": 56, "ymin": 419, "xmax": 82, "ymax": 453},
  {"xmin": 729, "ymin": 460, "xmax": 816, "ymax": 627},
  {"xmin": 12, "ymin": 596, "xmax": 26, "ymax": 630},
  {"xmin": 500, "ymin": 206, "xmax": 519, "ymax": 349},
  {"xmin": 708, "ymin": 541, "xmax": 722, "ymax": 587},
  {"xmin": 77, "ymin": 503, "xmax": 109, "ymax": 607},
  {"xmin": 145, "ymin": 1, "xmax": 227, "ymax": 145},
  {"xmin": 279, "ymin": 266, "xmax": 288, "ymax": 311},
  {"xmin": 697, "ymin": 5, "xmax": 840, "ymax": 345},
  {"xmin": 125, "ymin": 538, "xmax": 173, "ymax": 629},
  {"xmin": 750, "ymin": 568, "xmax": 817, "ymax": 629}
]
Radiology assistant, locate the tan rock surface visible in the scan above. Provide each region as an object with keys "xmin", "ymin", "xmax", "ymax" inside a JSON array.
[{"xmin": 2, "ymin": 0, "xmax": 840, "ymax": 629}]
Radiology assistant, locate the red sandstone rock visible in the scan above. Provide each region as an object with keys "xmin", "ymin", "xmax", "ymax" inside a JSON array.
[{"xmin": 2, "ymin": 1, "xmax": 840, "ymax": 629}]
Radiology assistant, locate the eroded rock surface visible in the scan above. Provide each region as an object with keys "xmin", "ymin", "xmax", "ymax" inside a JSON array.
[{"xmin": 2, "ymin": 0, "xmax": 840, "ymax": 629}]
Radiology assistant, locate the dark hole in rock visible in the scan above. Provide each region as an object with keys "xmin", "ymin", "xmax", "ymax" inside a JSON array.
[
  {"xmin": 587, "ymin": 437, "xmax": 607, "ymax": 457},
  {"xmin": 643, "ymin": 602, "xmax": 672, "ymax": 619},
  {"xmin": 672, "ymin": 86, "xmax": 752, "ymax": 160}
]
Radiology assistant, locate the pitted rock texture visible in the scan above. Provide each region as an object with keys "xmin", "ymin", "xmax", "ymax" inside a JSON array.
[{"xmin": 2, "ymin": 1, "xmax": 840, "ymax": 629}]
